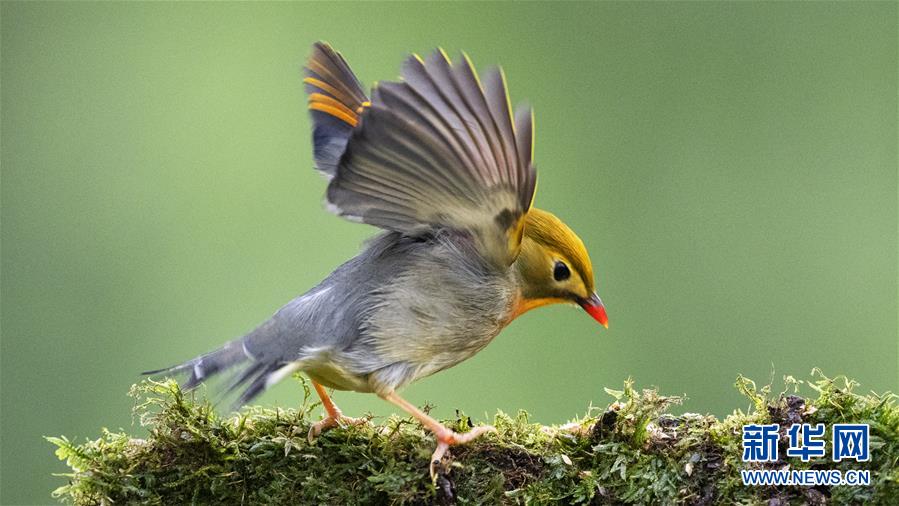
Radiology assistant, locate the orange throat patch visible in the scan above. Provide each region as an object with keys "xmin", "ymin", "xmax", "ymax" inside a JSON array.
[{"xmin": 509, "ymin": 296, "xmax": 570, "ymax": 321}]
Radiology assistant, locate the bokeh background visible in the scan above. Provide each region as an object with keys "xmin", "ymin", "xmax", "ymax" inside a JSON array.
[{"xmin": 2, "ymin": 2, "xmax": 896, "ymax": 503}]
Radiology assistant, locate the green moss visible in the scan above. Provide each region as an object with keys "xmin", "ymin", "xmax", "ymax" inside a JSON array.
[{"xmin": 50, "ymin": 371, "xmax": 898, "ymax": 504}]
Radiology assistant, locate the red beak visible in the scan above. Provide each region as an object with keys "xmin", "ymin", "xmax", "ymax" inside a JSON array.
[{"xmin": 579, "ymin": 293, "xmax": 608, "ymax": 329}]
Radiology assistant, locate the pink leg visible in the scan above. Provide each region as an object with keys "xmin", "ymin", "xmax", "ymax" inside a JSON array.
[
  {"xmin": 307, "ymin": 381, "xmax": 365, "ymax": 442},
  {"xmin": 381, "ymin": 390, "xmax": 496, "ymax": 479}
]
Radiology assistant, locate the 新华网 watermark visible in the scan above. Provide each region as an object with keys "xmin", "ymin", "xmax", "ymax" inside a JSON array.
[{"xmin": 741, "ymin": 423, "xmax": 870, "ymax": 486}]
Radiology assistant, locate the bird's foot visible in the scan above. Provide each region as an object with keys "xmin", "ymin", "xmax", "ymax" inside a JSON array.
[
  {"xmin": 429, "ymin": 425, "xmax": 497, "ymax": 480},
  {"xmin": 307, "ymin": 413, "xmax": 367, "ymax": 443}
]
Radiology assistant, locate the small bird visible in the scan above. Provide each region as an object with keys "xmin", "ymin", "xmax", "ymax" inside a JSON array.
[{"xmin": 147, "ymin": 42, "xmax": 608, "ymax": 478}]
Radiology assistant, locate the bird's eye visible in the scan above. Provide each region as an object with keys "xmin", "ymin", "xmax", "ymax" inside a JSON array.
[{"xmin": 553, "ymin": 261, "xmax": 571, "ymax": 282}]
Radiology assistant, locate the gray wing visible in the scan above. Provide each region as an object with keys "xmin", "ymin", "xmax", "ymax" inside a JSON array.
[{"xmin": 327, "ymin": 49, "xmax": 537, "ymax": 269}]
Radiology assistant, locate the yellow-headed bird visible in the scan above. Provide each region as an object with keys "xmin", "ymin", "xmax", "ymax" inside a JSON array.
[{"xmin": 148, "ymin": 42, "xmax": 608, "ymax": 478}]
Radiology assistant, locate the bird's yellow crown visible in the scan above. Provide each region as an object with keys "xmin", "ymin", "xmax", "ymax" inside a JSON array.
[{"xmin": 512, "ymin": 208, "xmax": 596, "ymax": 314}]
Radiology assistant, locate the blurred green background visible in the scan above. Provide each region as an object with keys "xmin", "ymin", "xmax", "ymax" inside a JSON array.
[{"xmin": 2, "ymin": 2, "xmax": 896, "ymax": 503}]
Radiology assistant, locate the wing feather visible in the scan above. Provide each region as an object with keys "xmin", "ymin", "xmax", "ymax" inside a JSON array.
[
  {"xmin": 482, "ymin": 66, "xmax": 520, "ymax": 188},
  {"xmin": 400, "ymin": 57, "xmax": 484, "ymax": 174},
  {"xmin": 373, "ymin": 83, "xmax": 475, "ymax": 190},
  {"xmin": 451, "ymin": 54, "xmax": 506, "ymax": 184},
  {"xmin": 514, "ymin": 104, "xmax": 536, "ymax": 206},
  {"xmin": 356, "ymin": 105, "xmax": 472, "ymax": 198},
  {"xmin": 326, "ymin": 49, "xmax": 537, "ymax": 267}
]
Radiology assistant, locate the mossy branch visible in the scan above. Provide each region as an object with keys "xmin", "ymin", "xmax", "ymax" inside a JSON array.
[{"xmin": 50, "ymin": 371, "xmax": 898, "ymax": 504}]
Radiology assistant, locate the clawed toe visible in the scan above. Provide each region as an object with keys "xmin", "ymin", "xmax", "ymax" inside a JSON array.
[
  {"xmin": 429, "ymin": 425, "xmax": 497, "ymax": 480},
  {"xmin": 307, "ymin": 415, "xmax": 367, "ymax": 443},
  {"xmin": 378, "ymin": 391, "xmax": 498, "ymax": 481},
  {"xmin": 453, "ymin": 425, "xmax": 496, "ymax": 444},
  {"xmin": 307, "ymin": 417, "xmax": 335, "ymax": 443},
  {"xmin": 429, "ymin": 441, "xmax": 451, "ymax": 480}
]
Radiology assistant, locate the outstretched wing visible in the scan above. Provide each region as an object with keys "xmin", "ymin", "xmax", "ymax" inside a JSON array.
[{"xmin": 326, "ymin": 49, "xmax": 537, "ymax": 268}]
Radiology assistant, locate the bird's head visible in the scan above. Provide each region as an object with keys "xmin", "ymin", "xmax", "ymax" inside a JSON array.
[{"xmin": 511, "ymin": 208, "xmax": 608, "ymax": 328}]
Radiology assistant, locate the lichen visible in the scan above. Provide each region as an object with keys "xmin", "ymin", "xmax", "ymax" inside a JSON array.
[{"xmin": 49, "ymin": 370, "xmax": 898, "ymax": 504}]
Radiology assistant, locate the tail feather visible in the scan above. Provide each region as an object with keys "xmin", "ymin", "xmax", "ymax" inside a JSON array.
[
  {"xmin": 304, "ymin": 42, "xmax": 369, "ymax": 177},
  {"xmin": 143, "ymin": 340, "xmax": 248, "ymax": 391},
  {"xmin": 222, "ymin": 360, "xmax": 265, "ymax": 395},
  {"xmin": 232, "ymin": 363, "xmax": 283, "ymax": 408},
  {"xmin": 144, "ymin": 331, "xmax": 303, "ymax": 409}
]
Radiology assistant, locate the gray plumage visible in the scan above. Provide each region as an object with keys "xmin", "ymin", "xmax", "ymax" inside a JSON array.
[{"xmin": 150, "ymin": 231, "xmax": 514, "ymax": 406}]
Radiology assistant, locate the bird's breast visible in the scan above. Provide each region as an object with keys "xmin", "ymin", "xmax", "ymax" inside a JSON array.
[{"xmin": 361, "ymin": 251, "xmax": 518, "ymax": 373}]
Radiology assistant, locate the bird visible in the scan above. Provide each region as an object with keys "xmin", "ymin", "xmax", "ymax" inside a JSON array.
[{"xmin": 146, "ymin": 42, "xmax": 608, "ymax": 479}]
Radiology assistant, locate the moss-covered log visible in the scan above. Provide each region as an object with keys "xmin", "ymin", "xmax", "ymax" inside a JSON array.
[{"xmin": 50, "ymin": 371, "xmax": 898, "ymax": 504}]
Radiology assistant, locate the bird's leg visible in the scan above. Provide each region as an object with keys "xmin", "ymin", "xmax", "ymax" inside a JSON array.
[
  {"xmin": 381, "ymin": 391, "xmax": 496, "ymax": 480},
  {"xmin": 307, "ymin": 381, "xmax": 365, "ymax": 442}
]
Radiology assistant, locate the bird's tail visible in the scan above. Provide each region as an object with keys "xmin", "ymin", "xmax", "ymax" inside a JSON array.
[
  {"xmin": 143, "ymin": 322, "xmax": 298, "ymax": 408},
  {"xmin": 303, "ymin": 42, "xmax": 369, "ymax": 177},
  {"xmin": 142, "ymin": 340, "xmax": 247, "ymax": 391}
]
